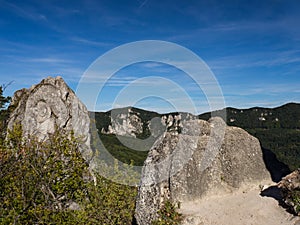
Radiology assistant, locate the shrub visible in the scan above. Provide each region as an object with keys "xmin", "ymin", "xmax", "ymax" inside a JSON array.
[
  {"xmin": 0, "ymin": 125, "xmax": 138, "ymax": 224},
  {"xmin": 0, "ymin": 125, "xmax": 90, "ymax": 224},
  {"xmin": 152, "ymin": 200, "xmax": 183, "ymax": 225}
]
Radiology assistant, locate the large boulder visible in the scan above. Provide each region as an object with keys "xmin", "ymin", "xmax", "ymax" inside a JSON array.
[
  {"xmin": 135, "ymin": 117, "xmax": 271, "ymax": 224},
  {"xmin": 7, "ymin": 76, "xmax": 92, "ymax": 161}
]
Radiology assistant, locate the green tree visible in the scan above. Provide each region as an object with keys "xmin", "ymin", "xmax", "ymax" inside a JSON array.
[
  {"xmin": 0, "ymin": 85, "xmax": 11, "ymax": 111},
  {"xmin": 0, "ymin": 85, "xmax": 11, "ymax": 143}
]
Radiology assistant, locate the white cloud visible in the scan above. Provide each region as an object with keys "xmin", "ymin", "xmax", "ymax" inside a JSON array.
[
  {"xmin": 22, "ymin": 57, "xmax": 73, "ymax": 64},
  {"xmin": 70, "ymin": 37, "xmax": 112, "ymax": 47}
]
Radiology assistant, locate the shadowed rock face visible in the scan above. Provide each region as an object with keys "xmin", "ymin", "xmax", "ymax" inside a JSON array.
[
  {"xmin": 7, "ymin": 76, "xmax": 92, "ymax": 161},
  {"xmin": 135, "ymin": 117, "xmax": 271, "ymax": 225}
]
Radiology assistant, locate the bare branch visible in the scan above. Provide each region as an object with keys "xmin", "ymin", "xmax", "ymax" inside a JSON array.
[{"xmin": 2, "ymin": 80, "xmax": 14, "ymax": 91}]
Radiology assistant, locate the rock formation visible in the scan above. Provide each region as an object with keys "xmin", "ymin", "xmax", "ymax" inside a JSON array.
[
  {"xmin": 99, "ymin": 107, "xmax": 197, "ymax": 138},
  {"xmin": 105, "ymin": 107, "xmax": 144, "ymax": 137},
  {"xmin": 7, "ymin": 76, "xmax": 93, "ymax": 161},
  {"xmin": 278, "ymin": 169, "xmax": 300, "ymax": 215},
  {"xmin": 135, "ymin": 117, "xmax": 271, "ymax": 224}
]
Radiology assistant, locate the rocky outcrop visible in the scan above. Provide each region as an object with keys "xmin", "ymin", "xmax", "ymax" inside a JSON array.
[
  {"xmin": 98, "ymin": 107, "xmax": 197, "ymax": 138},
  {"xmin": 278, "ymin": 169, "xmax": 300, "ymax": 215},
  {"xmin": 7, "ymin": 76, "xmax": 93, "ymax": 161},
  {"xmin": 135, "ymin": 117, "xmax": 271, "ymax": 224},
  {"xmin": 104, "ymin": 107, "xmax": 143, "ymax": 137}
]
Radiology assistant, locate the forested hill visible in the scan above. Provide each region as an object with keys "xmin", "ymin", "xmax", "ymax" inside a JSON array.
[
  {"xmin": 198, "ymin": 102, "xmax": 300, "ymax": 129},
  {"xmin": 199, "ymin": 103, "xmax": 300, "ymax": 171}
]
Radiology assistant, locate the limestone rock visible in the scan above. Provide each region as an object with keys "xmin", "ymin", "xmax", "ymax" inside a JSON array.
[
  {"xmin": 135, "ymin": 117, "xmax": 271, "ymax": 224},
  {"xmin": 7, "ymin": 76, "xmax": 92, "ymax": 161},
  {"xmin": 103, "ymin": 107, "xmax": 143, "ymax": 137},
  {"xmin": 99, "ymin": 107, "xmax": 197, "ymax": 138}
]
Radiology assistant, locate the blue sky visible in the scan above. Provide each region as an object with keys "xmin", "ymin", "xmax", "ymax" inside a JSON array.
[{"xmin": 0, "ymin": 0, "xmax": 300, "ymax": 113}]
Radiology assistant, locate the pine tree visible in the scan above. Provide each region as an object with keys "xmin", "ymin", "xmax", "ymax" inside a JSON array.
[
  {"xmin": 0, "ymin": 85, "xmax": 11, "ymax": 111},
  {"xmin": 0, "ymin": 85, "xmax": 11, "ymax": 143}
]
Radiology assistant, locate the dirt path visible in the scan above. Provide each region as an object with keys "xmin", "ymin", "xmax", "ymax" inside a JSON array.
[{"xmin": 179, "ymin": 185, "xmax": 300, "ymax": 225}]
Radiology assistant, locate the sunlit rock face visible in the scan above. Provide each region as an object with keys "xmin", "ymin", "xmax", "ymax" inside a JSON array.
[
  {"xmin": 135, "ymin": 117, "xmax": 272, "ymax": 225},
  {"xmin": 7, "ymin": 76, "xmax": 92, "ymax": 161},
  {"xmin": 100, "ymin": 107, "xmax": 197, "ymax": 138},
  {"xmin": 105, "ymin": 107, "xmax": 144, "ymax": 137}
]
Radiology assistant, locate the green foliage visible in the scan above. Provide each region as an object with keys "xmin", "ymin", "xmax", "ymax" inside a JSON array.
[
  {"xmin": 99, "ymin": 134, "xmax": 150, "ymax": 166},
  {"xmin": 199, "ymin": 103, "xmax": 300, "ymax": 129},
  {"xmin": 92, "ymin": 108, "xmax": 160, "ymax": 166},
  {"xmin": 81, "ymin": 173, "xmax": 137, "ymax": 225},
  {"xmin": 0, "ymin": 125, "xmax": 90, "ymax": 224},
  {"xmin": 0, "ymin": 85, "xmax": 11, "ymax": 143},
  {"xmin": 246, "ymin": 128, "xmax": 300, "ymax": 170},
  {"xmin": 0, "ymin": 125, "xmax": 138, "ymax": 224},
  {"xmin": 0, "ymin": 85, "xmax": 11, "ymax": 111},
  {"xmin": 152, "ymin": 201, "xmax": 183, "ymax": 225},
  {"xmin": 290, "ymin": 189, "xmax": 300, "ymax": 214}
]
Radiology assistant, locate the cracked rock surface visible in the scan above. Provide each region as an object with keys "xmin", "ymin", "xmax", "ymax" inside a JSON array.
[{"xmin": 7, "ymin": 76, "xmax": 92, "ymax": 161}]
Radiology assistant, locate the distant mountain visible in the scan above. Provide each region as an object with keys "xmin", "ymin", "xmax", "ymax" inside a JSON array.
[
  {"xmin": 199, "ymin": 103, "xmax": 300, "ymax": 129},
  {"xmin": 92, "ymin": 106, "xmax": 196, "ymax": 138},
  {"xmin": 90, "ymin": 103, "xmax": 300, "ymax": 170},
  {"xmin": 92, "ymin": 107, "xmax": 160, "ymax": 139}
]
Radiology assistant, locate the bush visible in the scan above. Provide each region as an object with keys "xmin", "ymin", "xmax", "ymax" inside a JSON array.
[
  {"xmin": 0, "ymin": 125, "xmax": 138, "ymax": 224},
  {"xmin": 290, "ymin": 190, "xmax": 300, "ymax": 214},
  {"xmin": 0, "ymin": 124, "xmax": 90, "ymax": 224},
  {"xmin": 152, "ymin": 200, "xmax": 183, "ymax": 225},
  {"xmin": 81, "ymin": 173, "xmax": 137, "ymax": 225}
]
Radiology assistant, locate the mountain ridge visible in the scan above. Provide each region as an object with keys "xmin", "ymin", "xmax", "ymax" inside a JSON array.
[
  {"xmin": 91, "ymin": 102, "xmax": 300, "ymax": 170},
  {"xmin": 91, "ymin": 102, "xmax": 300, "ymax": 116}
]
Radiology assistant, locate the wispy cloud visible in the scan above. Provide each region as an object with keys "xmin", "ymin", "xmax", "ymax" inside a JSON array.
[
  {"xmin": 208, "ymin": 50, "xmax": 300, "ymax": 70},
  {"xmin": 22, "ymin": 57, "xmax": 73, "ymax": 64},
  {"xmin": 71, "ymin": 37, "xmax": 112, "ymax": 47},
  {"xmin": 1, "ymin": 0, "xmax": 47, "ymax": 22},
  {"xmin": 221, "ymin": 82, "xmax": 300, "ymax": 98}
]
